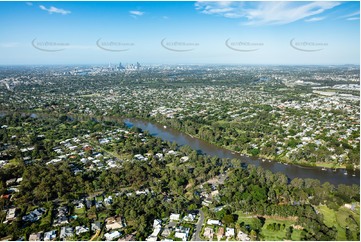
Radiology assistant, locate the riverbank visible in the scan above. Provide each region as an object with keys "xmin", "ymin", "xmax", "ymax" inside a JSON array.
[
  {"xmin": 124, "ymin": 117, "xmax": 359, "ymax": 185},
  {"xmin": 1, "ymin": 111, "xmax": 358, "ymax": 185},
  {"xmin": 0, "ymin": 110, "xmax": 354, "ymax": 171},
  {"xmin": 142, "ymin": 116, "xmax": 351, "ymax": 171}
]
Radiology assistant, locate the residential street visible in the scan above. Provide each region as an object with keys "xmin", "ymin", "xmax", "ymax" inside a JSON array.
[{"xmin": 192, "ymin": 209, "xmax": 205, "ymax": 241}]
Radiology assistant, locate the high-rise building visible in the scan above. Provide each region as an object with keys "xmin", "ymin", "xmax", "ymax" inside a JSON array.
[{"xmin": 118, "ymin": 62, "xmax": 125, "ymax": 70}]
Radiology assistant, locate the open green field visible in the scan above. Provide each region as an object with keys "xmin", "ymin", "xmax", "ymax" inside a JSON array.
[
  {"xmin": 317, "ymin": 204, "xmax": 360, "ymax": 241},
  {"xmin": 314, "ymin": 162, "xmax": 347, "ymax": 169},
  {"xmin": 235, "ymin": 211, "xmax": 301, "ymax": 241},
  {"xmin": 235, "ymin": 211, "xmax": 260, "ymax": 228},
  {"xmin": 260, "ymin": 217, "xmax": 299, "ymax": 241}
]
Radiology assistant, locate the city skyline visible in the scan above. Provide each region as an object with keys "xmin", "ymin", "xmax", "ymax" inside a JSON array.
[{"xmin": 0, "ymin": 1, "xmax": 359, "ymax": 65}]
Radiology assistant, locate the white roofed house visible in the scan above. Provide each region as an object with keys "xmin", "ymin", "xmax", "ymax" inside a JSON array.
[
  {"xmin": 104, "ymin": 231, "xmax": 122, "ymax": 241},
  {"xmin": 182, "ymin": 213, "xmax": 195, "ymax": 222},
  {"xmin": 75, "ymin": 202, "xmax": 84, "ymax": 209},
  {"xmin": 44, "ymin": 230, "xmax": 57, "ymax": 241},
  {"xmin": 60, "ymin": 226, "xmax": 74, "ymax": 239},
  {"xmin": 104, "ymin": 195, "xmax": 113, "ymax": 206},
  {"xmin": 174, "ymin": 232, "xmax": 187, "ymax": 241},
  {"xmin": 225, "ymin": 227, "xmax": 235, "ymax": 238},
  {"xmin": 75, "ymin": 225, "xmax": 89, "ymax": 235},
  {"xmin": 169, "ymin": 213, "xmax": 180, "ymax": 221},
  {"xmin": 5, "ymin": 178, "xmax": 17, "ymax": 186},
  {"xmin": 207, "ymin": 219, "xmax": 221, "ymax": 226},
  {"xmin": 174, "ymin": 226, "xmax": 190, "ymax": 241},
  {"xmin": 5, "ymin": 208, "xmax": 16, "ymax": 222},
  {"xmin": 180, "ymin": 156, "xmax": 189, "ymax": 163},
  {"xmin": 146, "ymin": 219, "xmax": 162, "ymax": 241}
]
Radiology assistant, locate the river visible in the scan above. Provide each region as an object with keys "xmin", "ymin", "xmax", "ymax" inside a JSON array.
[
  {"xmin": 1, "ymin": 111, "xmax": 359, "ymax": 186},
  {"xmin": 124, "ymin": 118, "xmax": 359, "ymax": 186}
]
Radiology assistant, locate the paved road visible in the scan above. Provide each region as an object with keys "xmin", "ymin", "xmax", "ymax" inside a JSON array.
[
  {"xmin": 90, "ymin": 229, "xmax": 100, "ymax": 241},
  {"xmin": 192, "ymin": 209, "xmax": 205, "ymax": 241}
]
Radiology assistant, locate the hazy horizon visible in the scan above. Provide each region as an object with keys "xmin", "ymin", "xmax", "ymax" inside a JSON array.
[{"xmin": 0, "ymin": 1, "xmax": 359, "ymax": 65}]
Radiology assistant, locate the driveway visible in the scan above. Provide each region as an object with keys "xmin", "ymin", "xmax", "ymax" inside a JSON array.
[{"xmin": 192, "ymin": 209, "xmax": 205, "ymax": 241}]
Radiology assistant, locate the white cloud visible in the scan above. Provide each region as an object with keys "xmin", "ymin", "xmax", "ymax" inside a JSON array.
[
  {"xmin": 129, "ymin": 10, "xmax": 144, "ymax": 16},
  {"xmin": 339, "ymin": 11, "xmax": 360, "ymax": 21},
  {"xmin": 195, "ymin": 1, "xmax": 340, "ymax": 25},
  {"xmin": 305, "ymin": 17, "xmax": 326, "ymax": 22},
  {"xmin": 26, "ymin": 2, "xmax": 33, "ymax": 6},
  {"xmin": 39, "ymin": 5, "xmax": 71, "ymax": 15},
  {"xmin": 347, "ymin": 17, "xmax": 359, "ymax": 21},
  {"xmin": 341, "ymin": 11, "xmax": 360, "ymax": 19}
]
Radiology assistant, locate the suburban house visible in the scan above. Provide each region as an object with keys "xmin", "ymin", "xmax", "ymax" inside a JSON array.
[
  {"xmin": 29, "ymin": 232, "xmax": 43, "ymax": 241},
  {"xmin": 5, "ymin": 208, "xmax": 16, "ymax": 222},
  {"xmin": 180, "ymin": 156, "xmax": 189, "ymax": 163},
  {"xmin": 225, "ymin": 227, "xmax": 235, "ymax": 238},
  {"xmin": 91, "ymin": 222, "xmax": 102, "ymax": 231},
  {"xmin": 118, "ymin": 233, "xmax": 136, "ymax": 241},
  {"xmin": 169, "ymin": 213, "xmax": 180, "ymax": 221},
  {"xmin": 146, "ymin": 219, "xmax": 162, "ymax": 241},
  {"xmin": 75, "ymin": 225, "xmax": 89, "ymax": 235},
  {"xmin": 182, "ymin": 213, "xmax": 195, "ymax": 222},
  {"xmin": 22, "ymin": 208, "xmax": 46, "ymax": 222},
  {"xmin": 161, "ymin": 227, "xmax": 171, "ymax": 238},
  {"xmin": 105, "ymin": 216, "xmax": 126, "ymax": 231},
  {"xmin": 104, "ymin": 196, "xmax": 113, "ymax": 206},
  {"xmin": 60, "ymin": 226, "xmax": 74, "ymax": 239},
  {"xmin": 207, "ymin": 219, "xmax": 221, "ymax": 226},
  {"xmin": 203, "ymin": 227, "xmax": 214, "ymax": 239},
  {"xmin": 53, "ymin": 207, "xmax": 69, "ymax": 227},
  {"xmin": 44, "ymin": 230, "xmax": 57, "ymax": 241},
  {"xmin": 104, "ymin": 231, "xmax": 122, "ymax": 241},
  {"xmin": 217, "ymin": 227, "xmax": 225, "ymax": 240},
  {"xmin": 237, "ymin": 231, "xmax": 251, "ymax": 241},
  {"xmin": 174, "ymin": 227, "xmax": 190, "ymax": 241}
]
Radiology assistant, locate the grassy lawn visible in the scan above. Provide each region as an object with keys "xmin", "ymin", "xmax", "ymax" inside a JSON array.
[
  {"xmin": 317, "ymin": 205, "xmax": 337, "ymax": 227},
  {"xmin": 97, "ymin": 211, "xmax": 109, "ymax": 221},
  {"xmin": 317, "ymin": 205, "xmax": 345, "ymax": 240},
  {"xmin": 260, "ymin": 218, "xmax": 295, "ymax": 241},
  {"xmin": 235, "ymin": 211, "xmax": 260, "ymax": 228},
  {"xmin": 336, "ymin": 207, "xmax": 360, "ymax": 240},
  {"xmin": 317, "ymin": 205, "xmax": 360, "ymax": 241},
  {"xmin": 291, "ymin": 229, "xmax": 302, "ymax": 240},
  {"xmin": 315, "ymin": 162, "xmax": 346, "ymax": 169},
  {"xmin": 74, "ymin": 206, "xmax": 86, "ymax": 215},
  {"xmin": 95, "ymin": 196, "xmax": 103, "ymax": 202},
  {"xmin": 235, "ymin": 211, "xmax": 301, "ymax": 241},
  {"xmin": 336, "ymin": 207, "xmax": 360, "ymax": 228}
]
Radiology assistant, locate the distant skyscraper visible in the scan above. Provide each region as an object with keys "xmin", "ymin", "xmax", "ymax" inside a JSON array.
[
  {"xmin": 118, "ymin": 62, "xmax": 125, "ymax": 70},
  {"xmin": 136, "ymin": 62, "xmax": 141, "ymax": 70}
]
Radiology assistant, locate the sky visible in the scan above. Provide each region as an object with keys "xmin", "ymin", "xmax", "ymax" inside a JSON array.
[{"xmin": 0, "ymin": 1, "xmax": 359, "ymax": 65}]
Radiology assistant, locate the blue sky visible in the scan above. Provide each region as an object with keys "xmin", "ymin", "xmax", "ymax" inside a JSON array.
[{"xmin": 0, "ymin": 1, "xmax": 359, "ymax": 65}]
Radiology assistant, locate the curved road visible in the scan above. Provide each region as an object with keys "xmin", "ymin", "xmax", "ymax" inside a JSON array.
[{"xmin": 192, "ymin": 209, "xmax": 205, "ymax": 241}]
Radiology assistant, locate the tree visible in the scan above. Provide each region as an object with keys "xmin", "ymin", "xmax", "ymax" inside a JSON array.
[
  {"xmin": 222, "ymin": 214, "xmax": 237, "ymax": 225},
  {"xmin": 249, "ymin": 230, "xmax": 258, "ymax": 241},
  {"xmin": 286, "ymin": 226, "xmax": 293, "ymax": 240}
]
